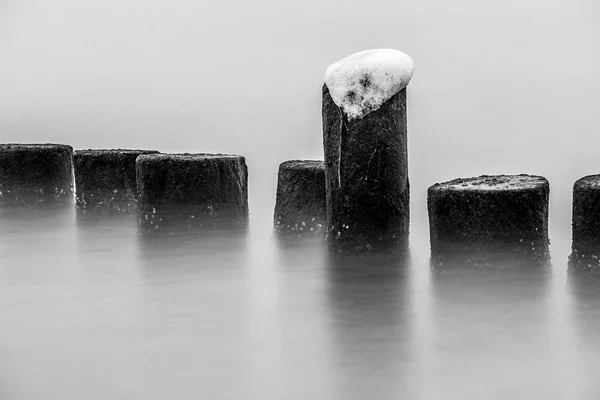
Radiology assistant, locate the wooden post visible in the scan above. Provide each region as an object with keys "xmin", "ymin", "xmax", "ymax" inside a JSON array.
[
  {"xmin": 0, "ymin": 143, "xmax": 74, "ymax": 207},
  {"xmin": 74, "ymin": 149, "xmax": 158, "ymax": 213},
  {"xmin": 274, "ymin": 160, "xmax": 326, "ymax": 233},
  {"xmin": 427, "ymin": 174, "xmax": 550, "ymax": 267},
  {"xmin": 569, "ymin": 175, "xmax": 600, "ymax": 274},
  {"xmin": 322, "ymin": 49, "xmax": 414, "ymax": 251},
  {"xmin": 136, "ymin": 153, "xmax": 248, "ymax": 232}
]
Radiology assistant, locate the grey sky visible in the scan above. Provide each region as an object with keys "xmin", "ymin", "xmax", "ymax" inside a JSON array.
[{"xmin": 1, "ymin": 0, "xmax": 599, "ymax": 229}]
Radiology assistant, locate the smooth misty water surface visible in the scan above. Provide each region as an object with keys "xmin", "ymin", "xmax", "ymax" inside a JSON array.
[
  {"xmin": 2, "ymin": 203, "xmax": 600, "ymax": 400},
  {"xmin": 2, "ymin": 0, "xmax": 600, "ymax": 398}
]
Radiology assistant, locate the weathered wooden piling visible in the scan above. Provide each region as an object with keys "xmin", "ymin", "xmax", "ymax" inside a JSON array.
[
  {"xmin": 569, "ymin": 175, "xmax": 600, "ymax": 273},
  {"xmin": 136, "ymin": 153, "xmax": 248, "ymax": 231},
  {"xmin": 0, "ymin": 143, "xmax": 74, "ymax": 206},
  {"xmin": 427, "ymin": 175, "xmax": 550, "ymax": 266},
  {"xmin": 322, "ymin": 49, "xmax": 414, "ymax": 250},
  {"xmin": 74, "ymin": 149, "xmax": 159, "ymax": 213},
  {"xmin": 273, "ymin": 160, "xmax": 326, "ymax": 233}
]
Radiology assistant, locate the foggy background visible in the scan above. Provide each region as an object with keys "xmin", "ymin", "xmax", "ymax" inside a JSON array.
[
  {"xmin": 2, "ymin": 0, "xmax": 599, "ymax": 239},
  {"xmin": 3, "ymin": 2, "xmax": 600, "ymax": 399}
]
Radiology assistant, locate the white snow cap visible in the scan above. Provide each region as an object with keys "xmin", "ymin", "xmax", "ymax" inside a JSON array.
[{"xmin": 324, "ymin": 49, "xmax": 414, "ymax": 121}]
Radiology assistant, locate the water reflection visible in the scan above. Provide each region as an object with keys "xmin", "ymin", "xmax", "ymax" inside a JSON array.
[
  {"xmin": 74, "ymin": 211, "xmax": 141, "ymax": 287},
  {"xmin": 427, "ymin": 253, "xmax": 556, "ymax": 398},
  {"xmin": 133, "ymin": 220, "xmax": 259, "ymax": 398},
  {"xmin": 565, "ymin": 269, "xmax": 600, "ymax": 397},
  {"xmin": 0, "ymin": 205, "xmax": 78, "ymax": 286},
  {"xmin": 136, "ymin": 220, "xmax": 249, "ymax": 277},
  {"xmin": 430, "ymin": 246, "xmax": 552, "ymax": 271},
  {"xmin": 326, "ymin": 247, "xmax": 416, "ymax": 399},
  {"xmin": 75, "ymin": 208, "xmax": 139, "ymax": 232},
  {"xmin": 265, "ymin": 232, "xmax": 335, "ymax": 398},
  {"xmin": 1, "ymin": 203, "xmax": 598, "ymax": 398},
  {"xmin": 0, "ymin": 204, "xmax": 76, "ymax": 261},
  {"xmin": 327, "ymin": 236, "xmax": 410, "ymax": 257}
]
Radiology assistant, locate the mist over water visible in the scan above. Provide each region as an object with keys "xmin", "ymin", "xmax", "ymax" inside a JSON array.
[{"xmin": 2, "ymin": 0, "xmax": 600, "ymax": 398}]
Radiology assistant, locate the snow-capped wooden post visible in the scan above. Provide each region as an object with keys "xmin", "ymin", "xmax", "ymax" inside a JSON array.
[
  {"xmin": 136, "ymin": 153, "xmax": 248, "ymax": 232},
  {"xmin": 569, "ymin": 175, "xmax": 600, "ymax": 273},
  {"xmin": 74, "ymin": 149, "xmax": 159, "ymax": 213},
  {"xmin": 0, "ymin": 143, "xmax": 74, "ymax": 206},
  {"xmin": 427, "ymin": 175, "xmax": 550, "ymax": 266},
  {"xmin": 273, "ymin": 160, "xmax": 326, "ymax": 233},
  {"xmin": 322, "ymin": 49, "xmax": 414, "ymax": 250}
]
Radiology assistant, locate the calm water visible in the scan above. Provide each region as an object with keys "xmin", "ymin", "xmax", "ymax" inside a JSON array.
[
  {"xmin": 0, "ymin": 201, "xmax": 599, "ymax": 399},
  {"xmin": 2, "ymin": 0, "xmax": 600, "ymax": 398}
]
